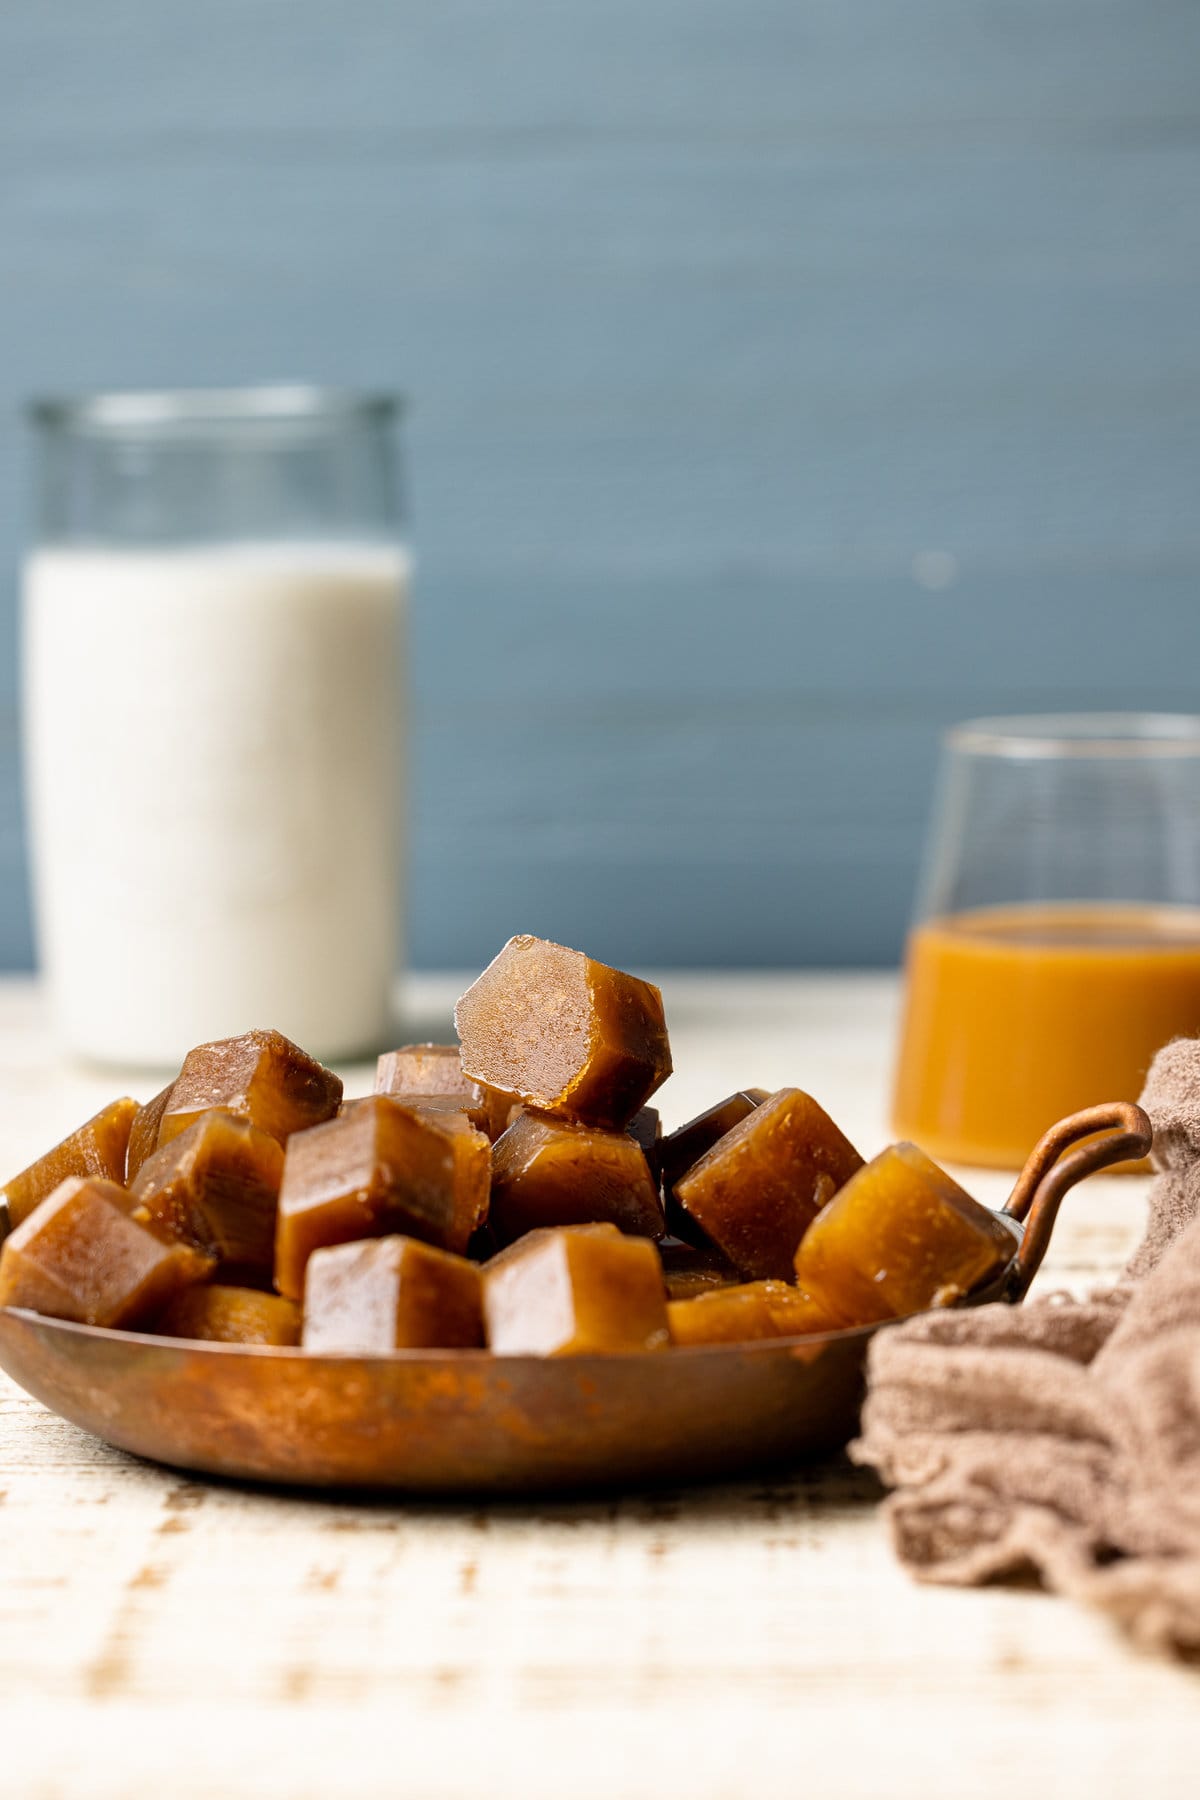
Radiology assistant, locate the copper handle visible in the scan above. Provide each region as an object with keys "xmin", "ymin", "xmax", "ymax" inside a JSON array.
[{"xmin": 999, "ymin": 1101, "xmax": 1153, "ymax": 1301}]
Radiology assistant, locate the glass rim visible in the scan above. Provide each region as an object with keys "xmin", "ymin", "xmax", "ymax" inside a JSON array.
[
  {"xmin": 946, "ymin": 712, "xmax": 1200, "ymax": 761},
  {"xmin": 27, "ymin": 384, "xmax": 404, "ymax": 432}
]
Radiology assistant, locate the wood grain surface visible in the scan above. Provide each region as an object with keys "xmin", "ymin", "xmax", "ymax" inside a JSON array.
[{"xmin": 0, "ymin": 972, "xmax": 1196, "ymax": 1799}]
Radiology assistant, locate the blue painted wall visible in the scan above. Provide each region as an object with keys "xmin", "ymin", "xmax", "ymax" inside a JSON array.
[{"xmin": 2, "ymin": 2, "xmax": 1199, "ymax": 969}]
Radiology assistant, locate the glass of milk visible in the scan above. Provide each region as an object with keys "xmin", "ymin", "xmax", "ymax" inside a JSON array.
[{"xmin": 23, "ymin": 386, "xmax": 409, "ymax": 1067}]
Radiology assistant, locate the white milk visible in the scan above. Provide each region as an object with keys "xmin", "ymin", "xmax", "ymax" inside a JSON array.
[{"xmin": 22, "ymin": 542, "xmax": 408, "ymax": 1066}]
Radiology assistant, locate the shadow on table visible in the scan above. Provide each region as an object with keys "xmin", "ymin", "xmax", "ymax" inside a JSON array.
[{"xmin": 153, "ymin": 1451, "xmax": 885, "ymax": 1527}]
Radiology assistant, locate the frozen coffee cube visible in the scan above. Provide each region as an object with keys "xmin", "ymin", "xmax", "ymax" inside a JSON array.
[
  {"xmin": 126, "ymin": 1085, "xmax": 173, "ymax": 1182},
  {"xmin": 483, "ymin": 1223, "xmax": 669, "ymax": 1356},
  {"xmin": 498, "ymin": 1105, "xmax": 663, "ymax": 1187},
  {"xmin": 627, "ymin": 1106, "xmax": 662, "ymax": 1177},
  {"xmin": 455, "ymin": 936, "xmax": 672, "ymax": 1128},
  {"xmin": 793, "ymin": 1142, "xmax": 1017, "ymax": 1327},
  {"xmin": 667, "ymin": 1280, "xmax": 840, "ymax": 1346},
  {"xmin": 675, "ymin": 1088, "xmax": 863, "ymax": 1280},
  {"xmin": 130, "ymin": 1110, "xmax": 284, "ymax": 1274},
  {"xmin": 152, "ymin": 1284, "xmax": 300, "ymax": 1346},
  {"xmin": 275, "ymin": 1097, "xmax": 490, "ymax": 1299},
  {"xmin": 302, "ymin": 1236, "xmax": 484, "ymax": 1353},
  {"xmin": 0, "ymin": 1177, "xmax": 213, "ymax": 1328},
  {"xmin": 1, "ymin": 1096, "xmax": 139, "ymax": 1231},
  {"xmin": 657, "ymin": 1237, "xmax": 741, "ymax": 1300},
  {"xmin": 160, "ymin": 1028, "xmax": 342, "ymax": 1148},
  {"xmin": 659, "ymin": 1089, "xmax": 770, "ymax": 1197},
  {"xmin": 489, "ymin": 1109, "xmax": 664, "ymax": 1246},
  {"xmin": 374, "ymin": 1043, "xmax": 511, "ymax": 1140},
  {"xmin": 660, "ymin": 1087, "xmax": 770, "ymax": 1245}
]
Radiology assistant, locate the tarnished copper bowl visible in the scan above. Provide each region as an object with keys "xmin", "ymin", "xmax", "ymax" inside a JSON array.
[{"xmin": 0, "ymin": 1103, "xmax": 1150, "ymax": 1494}]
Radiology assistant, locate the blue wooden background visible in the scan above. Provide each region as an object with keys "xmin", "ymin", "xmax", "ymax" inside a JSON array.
[{"xmin": 3, "ymin": 2, "xmax": 1199, "ymax": 970}]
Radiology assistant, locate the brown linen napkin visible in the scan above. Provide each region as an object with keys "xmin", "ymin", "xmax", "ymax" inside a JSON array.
[{"xmin": 851, "ymin": 1036, "xmax": 1200, "ymax": 1659}]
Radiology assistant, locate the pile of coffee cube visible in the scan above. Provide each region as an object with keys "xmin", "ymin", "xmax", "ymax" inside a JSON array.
[{"xmin": 0, "ymin": 935, "xmax": 1016, "ymax": 1354}]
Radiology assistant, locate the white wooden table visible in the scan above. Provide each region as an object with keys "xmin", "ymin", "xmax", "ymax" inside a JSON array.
[{"xmin": 1, "ymin": 973, "xmax": 1196, "ymax": 1799}]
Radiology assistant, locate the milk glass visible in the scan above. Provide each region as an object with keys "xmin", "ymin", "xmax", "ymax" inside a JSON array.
[{"xmin": 23, "ymin": 387, "xmax": 408, "ymax": 1066}]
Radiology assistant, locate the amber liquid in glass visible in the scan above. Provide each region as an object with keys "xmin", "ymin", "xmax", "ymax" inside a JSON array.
[{"xmin": 891, "ymin": 902, "xmax": 1200, "ymax": 1167}]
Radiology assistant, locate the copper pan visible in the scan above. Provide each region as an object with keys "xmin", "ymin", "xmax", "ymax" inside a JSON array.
[{"xmin": 0, "ymin": 1103, "xmax": 1151, "ymax": 1495}]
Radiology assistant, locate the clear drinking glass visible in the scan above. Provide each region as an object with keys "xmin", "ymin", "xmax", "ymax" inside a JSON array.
[
  {"xmin": 891, "ymin": 714, "xmax": 1200, "ymax": 1168},
  {"xmin": 23, "ymin": 386, "xmax": 409, "ymax": 1066}
]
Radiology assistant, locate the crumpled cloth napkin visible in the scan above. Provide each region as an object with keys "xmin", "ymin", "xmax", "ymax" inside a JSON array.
[{"xmin": 851, "ymin": 1037, "xmax": 1200, "ymax": 1659}]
